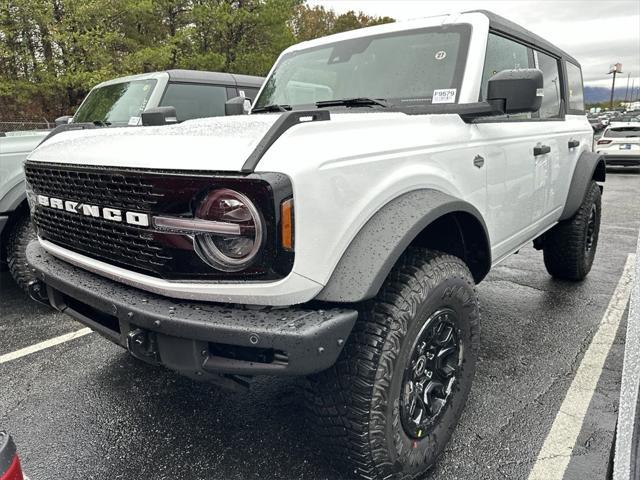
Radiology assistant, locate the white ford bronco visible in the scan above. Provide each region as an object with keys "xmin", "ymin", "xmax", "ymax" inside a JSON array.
[{"xmin": 24, "ymin": 11, "xmax": 605, "ymax": 479}]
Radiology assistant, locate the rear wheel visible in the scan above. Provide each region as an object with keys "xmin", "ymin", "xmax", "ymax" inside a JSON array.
[
  {"xmin": 7, "ymin": 212, "xmax": 38, "ymax": 293},
  {"xmin": 307, "ymin": 249, "xmax": 480, "ymax": 479},
  {"xmin": 543, "ymin": 181, "xmax": 601, "ymax": 280}
]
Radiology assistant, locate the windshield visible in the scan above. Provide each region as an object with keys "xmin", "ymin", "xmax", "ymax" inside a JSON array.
[
  {"xmin": 73, "ymin": 79, "xmax": 157, "ymax": 125},
  {"xmin": 254, "ymin": 25, "xmax": 470, "ymax": 110},
  {"xmin": 605, "ymin": 127, "xmax": 640, "ymax": 138}
]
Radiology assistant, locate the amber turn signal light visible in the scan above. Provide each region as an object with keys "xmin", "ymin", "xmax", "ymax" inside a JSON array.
[{"xmin": 281, "ymin": 198, "xmax": 294, "ymax": 251}]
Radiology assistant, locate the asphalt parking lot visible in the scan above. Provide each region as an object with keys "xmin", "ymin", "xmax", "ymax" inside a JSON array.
[{"xmin": 1, "ymin": 168, "xmax": 639, "ymax": 480}]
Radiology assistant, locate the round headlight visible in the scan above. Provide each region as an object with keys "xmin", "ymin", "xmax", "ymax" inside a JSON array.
[{"xmin": 193, "ymin": 189, "xmax": 264, "ymax": 272}]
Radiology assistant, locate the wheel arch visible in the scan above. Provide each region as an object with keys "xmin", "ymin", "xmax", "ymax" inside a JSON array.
[
  {"xmin": 315, "ymin": 189, "xmax": 491, "ymax": 303},
  {"xmin": 560, "ymin": 151, "xmax": 606, "ymax": 221},
  {"xmin": 0, "ymin": 197, "xmax": 29, "ymax": 265}
]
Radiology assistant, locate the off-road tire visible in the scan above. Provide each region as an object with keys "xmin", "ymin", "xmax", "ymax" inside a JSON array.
[
  {"xmin": 7, "ymin": 213, "xmax": 37, "ymax": 293},
  {"xmin": 307, "ymin": 249, "xmax": 480, "ymax": 480},
  {"xmin": 543, "ymin": 181, "xmax": 601, "ymax": 281}
]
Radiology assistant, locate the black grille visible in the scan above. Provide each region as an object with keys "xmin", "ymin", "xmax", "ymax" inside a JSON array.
[
  {"xmin": 26, "ymin": 161, "xmax": 172, "ymax": 276},
  {"xmin": 25, "ymin": 162, "xmax": 163, "ymax": 211},
  {"xmin": 33, "ymin": 208, "xmax": 171, "ymax": 273},
  {"xmin": 24, "ymin": 161, "xmax": 293, "ymax": 280}
]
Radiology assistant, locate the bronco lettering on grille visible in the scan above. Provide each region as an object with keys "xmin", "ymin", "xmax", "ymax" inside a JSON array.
[{"xmin": 36, "ymin": 194, "xmax": 149, "ymax": 227}]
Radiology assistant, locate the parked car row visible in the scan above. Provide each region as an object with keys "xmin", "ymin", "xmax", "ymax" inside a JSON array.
[{"xmin": 588, "ymin": 110, "xmax": 640, "ymax": 132}]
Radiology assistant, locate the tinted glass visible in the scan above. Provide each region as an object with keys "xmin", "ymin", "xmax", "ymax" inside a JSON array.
[
  {"xmin": 566, "ymin": 62, "xmax": 584, "ymax": 112},
  {"xmin": 160, "ymin": 83, "xmax": 227, "ymax": 121},
  {"xmin": 481, "ymin": 33, "xmax": 533, "ymax": 100},
  {"xmin": 254, "ymin": 25, "xmax": 470, "ymax": 108},
  {"xmin": 535, "ymin": 51, "xmax": 562, "ymax": 118},
  {"xmin": 605, "ymin": 127, "xmax": 640, "ymax": 137},
  {"xmin": 73, "ymin": 79, "xmax": 157, "ymax": 125}
]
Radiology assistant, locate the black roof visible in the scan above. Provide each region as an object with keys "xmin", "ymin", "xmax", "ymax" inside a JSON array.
[
  {"xmin": 166, "ymin": 69, "xmax": 264, "ymax": 88},
  {"xmin": 468, "ymin": 10, "xmax": 581, "ymax": 67}
]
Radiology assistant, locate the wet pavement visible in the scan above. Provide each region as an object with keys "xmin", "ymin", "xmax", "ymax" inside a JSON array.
[{"xmin": 1, "ymin": 168, "xmax": 639, "ymax": 479}]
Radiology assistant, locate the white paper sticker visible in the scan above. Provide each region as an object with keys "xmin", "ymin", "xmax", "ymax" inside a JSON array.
[
  {"xmin": 435, "ymin": 50, "xmax": 447, "ymax": 60},
  {"xmin": 432, "ymin": 89, "xmax": 457, "ymax": 104},
  {"xmin": 128, "ymin": 116, "xmax": 141, "ymax": 126}
]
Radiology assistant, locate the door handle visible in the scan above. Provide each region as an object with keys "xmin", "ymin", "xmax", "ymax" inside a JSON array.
[
  {"xmin": 568, "ymin": 139, "xmax": 580, "ymax": 148},
  {"xmin": 534, "ymin": 144, "xmax": 551, "ymax": 156}
]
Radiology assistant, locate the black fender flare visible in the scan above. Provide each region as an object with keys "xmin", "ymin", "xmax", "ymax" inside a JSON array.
[
  {"xmin": 315, "ymin": 189, "xmax": 491, "ymax": 303},
  {"xmin": 559, "ymin": 151, "xmax": 606, "ymax": 221}
]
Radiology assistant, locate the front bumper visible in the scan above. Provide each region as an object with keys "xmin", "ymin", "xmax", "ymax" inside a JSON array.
[{"xmin": 26, "ymin": 241, "xmax": 357, "ymax": 381}]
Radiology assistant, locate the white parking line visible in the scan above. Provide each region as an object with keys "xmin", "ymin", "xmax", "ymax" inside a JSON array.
[
  {"xmin": 528, "ymin": 253, "xmax": 637, "ymax": 480},
  {"xmin": 0, "ymin": 328, "xmax": 93, "ymax": 365}
]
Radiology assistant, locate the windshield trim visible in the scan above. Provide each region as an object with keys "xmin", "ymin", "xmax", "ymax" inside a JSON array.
[{"xmin": 253, "ymin": 24, "xmax": 472, "ymax": 112}]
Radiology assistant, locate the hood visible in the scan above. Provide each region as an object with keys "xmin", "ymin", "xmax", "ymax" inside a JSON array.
[{"xmin": 27, "ymin": 115, "xmax": 281, "ymax": 172}]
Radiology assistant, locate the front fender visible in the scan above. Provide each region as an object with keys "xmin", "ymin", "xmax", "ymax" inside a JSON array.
[
  {"xmin": 560, "ymin": 151, "xmax": 606, "ymax": 221},
  {"xmin": 315, "ymin": 189, "xmax": 490, "ymax": 303},
  {"xmin": 0, "ymin": 179, "xmax": 26, "ymax": 214}
]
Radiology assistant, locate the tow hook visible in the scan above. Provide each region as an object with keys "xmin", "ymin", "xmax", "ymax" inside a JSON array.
[
  {"xmin": 27, "ymin": 280, "xmax": 49, "ymax": 306},
  {"xmin": 127, "ymin": 329, "xmax": 161, "ymax": 365}
]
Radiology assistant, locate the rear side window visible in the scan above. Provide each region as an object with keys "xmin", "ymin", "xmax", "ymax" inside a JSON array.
[
  {"xmin": 565, "ymin": 62, "xmax": 584, "ymax": 112},
  {"xmin": 605, "ymin": 127, "xmax": 640, "ymax": 138},
  {"xmin": 534, "ymin": 51, "xmax": 562, "ymax": 119},
  {"xmin": 160, "ymin": 83, "xmax": 228, "ymax": 122},
  {"xmin": 481, "ymin": 33, "xmax": 534, "ymax": 100}
]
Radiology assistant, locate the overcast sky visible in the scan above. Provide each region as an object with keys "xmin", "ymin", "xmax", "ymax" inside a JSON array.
[{"xmin": 309, "ymin": 0, "xmax": 640, "ymax": 91}]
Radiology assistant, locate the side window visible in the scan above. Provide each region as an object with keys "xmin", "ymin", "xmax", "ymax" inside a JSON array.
[
  {"xmin": 534, "ymin": 51, "xmax": 562, "ymax": 118},
  {"xmin": 160, "ymin": 83, "xmax": 228, "ymax": 122},
  {"xmin": 481, "ymin": 33, "xmax": 534, "ymax": 100},
  {"xmin": 566, "ymin": 62, "xmax": 585, "ymax": 112}
]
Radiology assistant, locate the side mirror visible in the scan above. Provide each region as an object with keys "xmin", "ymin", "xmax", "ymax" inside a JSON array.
[
  {"xmin": 487, "ymin": 68, "xmax": 543, "ymax": 114},
  {"xmin": 141, "ymin": 106, "xmax": 178, "ymax": 126},
  {"xmin": 225, "ymin": 96, "xmax": 247, "ymax": 116},
  {"xmin": 55, "ymin": 115, "xmax": 72, "ymax": 127}
]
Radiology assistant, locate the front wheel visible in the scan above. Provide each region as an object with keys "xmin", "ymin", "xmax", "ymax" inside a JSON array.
[
  {"xmin": 307, "ymin": 249, "xmax": 480, "ymax": 479},
  {"xmin": 543, "ymin": 181, "xmax": 601, "ymax": 281}
]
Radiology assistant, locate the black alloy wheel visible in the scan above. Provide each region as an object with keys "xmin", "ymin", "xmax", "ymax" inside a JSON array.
[{"xmin": 400, "ymin": 308, "xmax": 461, "ymax": 439}]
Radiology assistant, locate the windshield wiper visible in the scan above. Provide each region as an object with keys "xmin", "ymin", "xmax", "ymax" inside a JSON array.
[
  {"xmin": 315, "ymin": 97, "xmax": 390, "ymax": 109},
  {"xmin": 251, "ymin": 104, "xmax": 292, "ymax": 113}
]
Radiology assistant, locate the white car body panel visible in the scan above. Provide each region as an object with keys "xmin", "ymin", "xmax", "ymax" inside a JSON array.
[
  {"xmin": 0, "ymin": 132, "xmax": 48, "ymax": 212},
  {"xmin": 29, "ymin": 115, "xmax": 280, "ymax": 171}
]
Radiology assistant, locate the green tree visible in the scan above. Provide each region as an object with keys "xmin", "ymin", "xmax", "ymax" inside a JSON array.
[{"xmin": 0, "ymin": 0, "xmax": 394, "ymax": 121}]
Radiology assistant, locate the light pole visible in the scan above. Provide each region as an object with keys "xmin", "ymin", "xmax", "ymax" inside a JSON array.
[
  {"xmin": 624, "ymin": 73, "xmax": 631, "ymax": 102},
  {"xmin": 609, "ymin": 63, "xmax": 622, "ymax": 110}
]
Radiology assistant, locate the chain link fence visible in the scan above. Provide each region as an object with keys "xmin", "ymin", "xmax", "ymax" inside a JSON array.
[{"xmin": 0, "ymin": 120, "xmax": 52, "ymax": 135}]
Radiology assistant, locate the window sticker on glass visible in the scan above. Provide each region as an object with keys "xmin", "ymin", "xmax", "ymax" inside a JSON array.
[
  {"xmin": 432, "ymin": 88, "xmax": 457, "ymax": 104},
  {"xmin": 128, "ymin": 116, "xmax": 141, "ymax": 126},
  {"xmin": 435, "ymin": 50, "xmax": 447, "ymax": 60}
]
